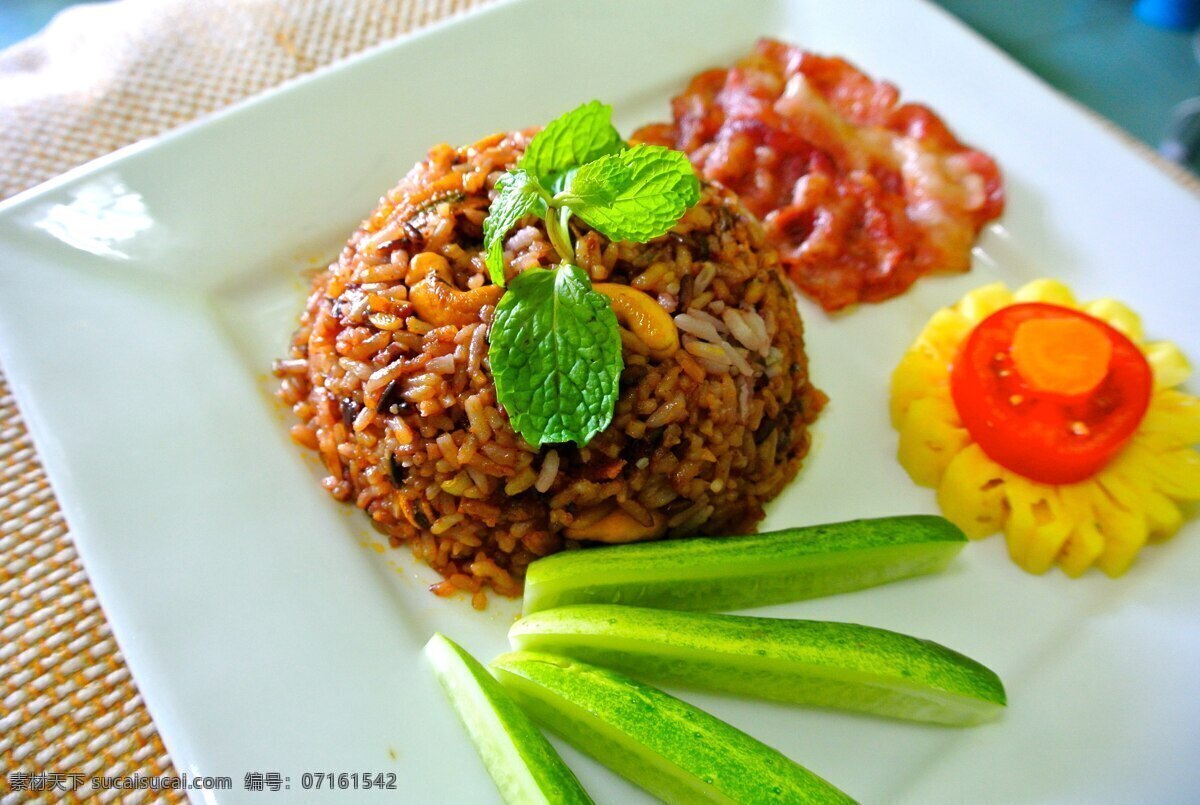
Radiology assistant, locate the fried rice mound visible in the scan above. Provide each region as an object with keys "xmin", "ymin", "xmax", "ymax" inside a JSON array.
[{"xmin": 275, "ymin": 130, "xmax": 826, "ymax": 608}]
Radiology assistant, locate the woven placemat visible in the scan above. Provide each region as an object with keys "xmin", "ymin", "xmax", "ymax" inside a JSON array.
[{"xmin": 0, "ymin": 2, "xmax": 1196, "ymax": 802}]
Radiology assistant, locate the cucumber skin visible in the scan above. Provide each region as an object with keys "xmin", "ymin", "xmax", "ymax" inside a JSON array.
[
  {"xmin": 510, "ymin": 606, "xmax": 1006, "ymax": 726},
  {"xmin": 523, "ymin": 515, "xmax": 966, "ymax": 614},
  {"xmin": 491, "ymin": 651, "xmax": 855, "ymax": 804},
  {"xmin": 423, "ymin": 635, "xmax": 592, "ymax": 805}
]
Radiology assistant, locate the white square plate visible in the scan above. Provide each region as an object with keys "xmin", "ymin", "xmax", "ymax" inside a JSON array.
[{"xmin": 1, "ymin": 0, "xmax": 1198, "ymax": 800}]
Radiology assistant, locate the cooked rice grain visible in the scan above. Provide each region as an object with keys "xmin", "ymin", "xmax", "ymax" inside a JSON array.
[{"xmin": 275, "ymin": 130, "xmax": 825, "ymax": 605}]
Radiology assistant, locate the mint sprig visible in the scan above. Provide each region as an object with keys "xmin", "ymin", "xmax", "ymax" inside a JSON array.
[
  {"xmin": 483, "ymin": 102, "xmax": 700, "ymax": 447},
  {"xmin": 489, "ymin": 265, "xmax": 622, "ymax": 447},
  {"xmin": 518, "ymin": 100, "xmax": 626, "ymax": 182},
  {"xmin": 558, "ymin": 144, "xmax": 700, "ymax": 242}
]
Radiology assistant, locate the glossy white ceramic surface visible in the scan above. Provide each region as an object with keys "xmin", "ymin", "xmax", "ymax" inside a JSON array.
[{"xmin": 0, "ymin": 0, "xmax": 1197, "ymax": 801}]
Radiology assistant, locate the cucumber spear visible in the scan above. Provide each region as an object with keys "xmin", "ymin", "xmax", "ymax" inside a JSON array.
[
  {"xmin": 524, "ymin": 515, "xmax": 967, "ymax": 613},
  {"xmin": 510, "ymin": 605, "xmax": 1006, "ymax": 726}
]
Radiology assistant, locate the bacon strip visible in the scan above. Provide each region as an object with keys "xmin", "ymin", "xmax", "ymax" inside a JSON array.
[{"xmin": 635, "ymin": 39, "xmax": 1004, "ymax": 311}]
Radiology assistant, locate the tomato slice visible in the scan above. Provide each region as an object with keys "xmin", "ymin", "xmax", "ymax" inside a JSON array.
[{"xmin": 950, "ymin": 302, "xmax": 1152, "ymax": 485}]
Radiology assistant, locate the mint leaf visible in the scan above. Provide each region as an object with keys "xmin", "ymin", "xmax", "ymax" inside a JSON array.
[
  {"xmin": 482, "ymin": 170, "xmax": 548, "ymax": 287},
  {"xmin": 489, "ymin": 265, "xmax": 622, "ymax": 447},
  {"xmin": 547, "ymin": 166, "xmax": 579, "ymax": 196},
  {"xmin": 559, "ymin": 144, "xmax": 700, "ymax": 242},
  {"xmin": 519, "ymin": 101, "xmax": 626, "ymax": 182}
]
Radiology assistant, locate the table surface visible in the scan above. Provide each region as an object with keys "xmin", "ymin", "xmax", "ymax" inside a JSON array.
[{"xmin": 5, "ymin": 0, "xmax": 1198, "ymax": 168}]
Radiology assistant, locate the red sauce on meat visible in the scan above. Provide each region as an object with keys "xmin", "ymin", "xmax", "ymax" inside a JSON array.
[{"xmin": 634, "ymin": 39, "xmax": 1004, "ymax": 311}]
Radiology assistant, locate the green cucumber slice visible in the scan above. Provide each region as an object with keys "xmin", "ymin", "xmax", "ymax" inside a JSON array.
[
  {"xmin": 490, "ymin": 650, "xmax": 855, "ymax": 804},
  {"xmin": 423, "ymin": 634, "xmax": 592, "ymax": 805},
  {"xmin": 510, "ymin": 606, "xmax": 1006, "ymax": 726},
  {"xmin": 523, "ymin": 515, "xmax": 966, "ymax": 613}
]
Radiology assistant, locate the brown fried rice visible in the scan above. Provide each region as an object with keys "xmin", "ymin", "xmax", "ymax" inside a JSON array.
[{"xmin": 275, "ymin": 129, "xmax": 826, "ymax": 608}]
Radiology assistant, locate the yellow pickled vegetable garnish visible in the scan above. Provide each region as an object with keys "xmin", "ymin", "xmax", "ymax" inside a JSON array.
[{"xmin": 890, "ymin": 279, "xmax": 1200, "ymax": 577}]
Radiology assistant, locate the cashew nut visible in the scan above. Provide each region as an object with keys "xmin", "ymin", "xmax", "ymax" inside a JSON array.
[
  {"xmin": 564, "ymin": 507, "xmax": 666, "ymax": 543},
  {"xmin": 407, "ymin": 252, "xmax": 503, "ymax": 327},
  {"xmin": 593, "ymin": 283, "xmax": 679, "ymax": 359}
]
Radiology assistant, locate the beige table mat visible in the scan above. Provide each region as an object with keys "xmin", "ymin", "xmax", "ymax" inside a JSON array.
[{"xmin": 0, "ymin": 1, "xmax": 1197, "ymax": 801}]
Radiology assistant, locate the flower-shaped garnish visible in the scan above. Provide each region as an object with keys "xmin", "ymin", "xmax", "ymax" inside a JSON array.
[{"xmin": 891, "ymin": 279, "xmax": 1200, "ymax": 577}]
